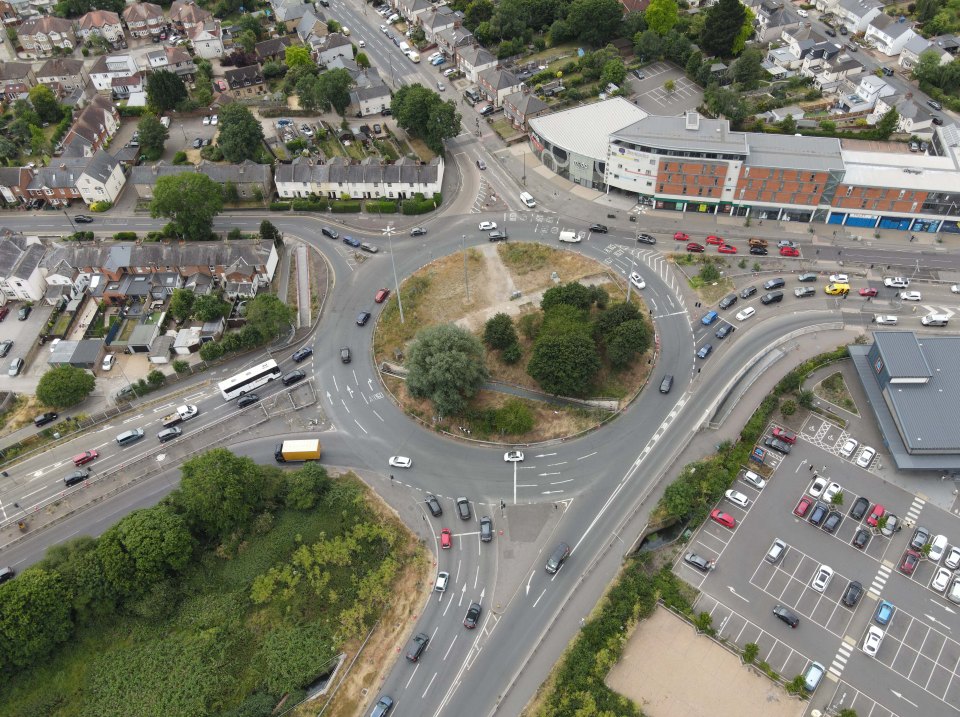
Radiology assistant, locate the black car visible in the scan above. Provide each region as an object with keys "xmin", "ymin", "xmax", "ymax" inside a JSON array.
[
  {"xmin": 849, "ymin": 496, "xmax": 870, "ymax": 521},
  {"xmin": 749, "ymin": 246, "xmax": 768, "ymax": 255},
  {"xmin": 381, "ymin": 107, "xmax": 392, "ymax": 116},
  {"xmin": 773, "ymin": 605, "xmax": 799, "ymax": 628},
  {"xmin": 760, "ymin": 291, "xmax": 784, "ymax": 305},
  {"xmin": 340, "ymin": 347, "xmax": 351, "ymax": 363},
  {"xmin": 158, "ymin": 426, "xmax": 182, "ymax": 443},
  {"xmin": 237, "ymin": 393, "xmax": 260, "ymax": 408},
  {"xmin": 73, "ymin": 215, "xmax": 93, "ymax": 223},
  {"xmin": 34, "ymin": 411, "xmax": 58, "ymax": 427},
  {"xmin": 281, "ymin": 369, "xmax": 305, "ymax": 386},
  {"xmin": 589, "ymin": 224, "xmax": 608, "ymax": 233},
  {"xmin": 356, "ymin": 311, "xmax": 371, "ymax": 326},
  {"xmin": 456, "ymin": 497, "xmax": 471, "ymax": 520},
  {"xmin": 719, "ymin": 294, "xmax": 738, "ymax": 310},
  {"xmin": 764, "ymin": 436, "xmax": 792, "ymax": 454},
  {"xmin": 545, "ymin": 542, "xmax": 570, "ymax": 573},
  {"xmin": 715, "ymin": 324, "xmax": 735, "ymax": 339},
  {"xmin": 343, "ymin": 235, "xmax": 361, "ymax": 248},
  {"xmin": 683, "ymin": 552, "xmax": 714, "ymax": 572},
  {"xmin": 406, "ymin": 632, "xmax": 429, "ymax": 662},
  {"xmin": 928, "ymin": 99, "xmax": 943, "ymax": 111},
  {"xmin": 18, "ymin": 305, "xmax": 31, "ymax": 320},
  {"xmin": 740, "ymin": 286, "xmax": 758, "ymax": 299},
  {"xmin": 64, "ymin": 470, "xmax": 87, "ymax": 487},
  {"xmin": 321, "ymin": 226, "xmax": 339, "ymax": 239},
  {"xmin": 809, "ymin": 502, "xmax": 829, "ymax": 527},
  {"xmin": 822, "ymin": 511, "xmax": 843, "ymax": 534},
  {"xmin": 479, "ymin": 515, "xmax": 493, "ymax": 542},
  {"xmin": 488, "ymin": 230, "xmax": 508, "ymax": 241},
  {"xmin": 463, "ymin": 601, "xmax": 482, "ymax": 629},
  {"xmin": 763, "ymin": 278, "xmax": 785, "ymax": 290},
  {"xmin": 798, "ymin": 272, "xmax": 818, "ymax": 282},
  {"xmin": 0, "ymin": 339, "xmax": 12, "ymax": 357},
  {"xmin": 292, "ymin": 346, "xmax": 313, "ymax": 362},
  {"xmin": 842, "ymin": 580, "xmax": 863, "ymax": 607},
  {"xmin": 636, "ymin": 233, "xmax": 657, "ymax": 245},
  {"xmin": 410, "ymin": 227, "xmax": 427, "ymax": 236},
  {"xmin": 794, "ymin": 287, "xmax": 815, "ymax": 298},
  {"xmin": 0, "ymin": 567, "xmax": 14, "ymax": 584},
  {"xmin": 852, "ymin": 528, "xmax": 871, "ymax": 550},
  {"xmin": 425, "ymin": 494, "xmax": 442, "ymax": 516},
  {"xmin": 910, "ymin": 526, "xmax": 930, "ymax": 550},
  {"xmin": 659, "ymin": 375, "xmax": 674, "ymax": 394}
]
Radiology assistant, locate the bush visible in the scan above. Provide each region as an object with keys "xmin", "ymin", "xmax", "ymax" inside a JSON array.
[
  {"xmin": 401, "ymin": 196, "xmax": 439, "ymax": 215},
  {"xmin": 172, "ymin": 151, "xmax": 189, "ymax": 165},
  {"xmin": 492, "ymin": 399, "xmax": 534, "ymax": 435},
  {"xmin": 117, "ymin": 105, "xmax": 145, "ymax": 117},
  {"xmin": 89, "ymin": 201, "xmax": 112, "ymax": 212},
  {"xmin": 113, "ymin": 232, "xmax": 137, "ymax": 241},
  {"xmin": 291, "ymin": 198, "xmax": 328, "ymax": 212},
  {"xmin": 365, "ymin": 199, "xmax": 399, "ymax": 213},
  {"xmin": 501, "ymin": 342, "xmax": 522, "ymax": 365},
  {"xmin": 146, "ymin": 369, "xmax": 166, "ymax": 387},
  {"xmin": 742, "ymin": 642, "xmax": 759, "ymax": 664},
  {"xmin": 699, "ymin": 260, "xmax": 720, "ymax": 283},
  {"xmin": 269, "ymin": 202, "xmax": 292, "ymax": 211},
  {"xmin": 331, "ymin": 200, "xmax": 362, "ymax": 213},
  {"xmin": 780, "ymin": 399, "xmax": 797, "ymax": 415},
  {"xmin": 172, "ymin": 360, "xmax": 189, "ymax": 373}
]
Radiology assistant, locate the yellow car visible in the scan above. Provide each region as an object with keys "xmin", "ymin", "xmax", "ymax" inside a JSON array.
[{"xmin": 825, "ymin": 283, "xmax": 850, "ymax": 295}]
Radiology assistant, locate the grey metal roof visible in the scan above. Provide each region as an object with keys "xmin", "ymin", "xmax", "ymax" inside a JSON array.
[
  {"xmin": 532, "ymin": 98, "xmax": 647, "ymax": 161},
  {"xmin": 746, "ymin": 133, "xmax": 844, "ymax": 171},
  {"xmin": 131, "ymin": 159, "xmax": 270, "ymax": 186},
  {"xmin": 875, "ymin": 331, "xmax": 932, "ymax": 378},
  {"xmin": 838, "ymin": 0, "xmax": 881, "ymax": 15},
  {"xmin": 611, "ymin": 113, "xmax": 747, "ymax": 156},
  {"xmin": 275, "ymin": 156, "xmax": 441, "ymax": 185},
  {"xmin": 0, "ymin": 232, "xmax": 30, "ymax": 276}
]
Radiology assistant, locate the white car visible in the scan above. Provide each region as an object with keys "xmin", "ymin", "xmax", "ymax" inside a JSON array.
[
  {"xmin": 358, "ymin": 39, "xmax": 366, "ymax": 48},
  {"xmin": 301, "ymin": 125, "xmax": 314, "ymax": 137},
  {"xmin": 101, "ymin": 354, "xmax": 116, "ymax": 371},
  {"xmin": 443, "ymin": 67, "xmax": 457, "ymax": 77},
  {"xmin": 798, "ymin": 7, "xmax": 808, "ymax": 16},
  {"xmin": 380, "ymin": 23, "xmax": 388, "ymax": 32},
  {"xmin": 945, "ymin": 546, "xmax": 960, "ymax": 570},
  {"xmin": 504, "ymin": 450, "xmax": 524, "ymax": 462},
  {"xmin": 809, "ymin": 476, "xmax": 828, "ymax": 498},
  {"xmin": 952, "ymin": 284, "xmax": 960, "ymax": 294},
  {"xmin": 949, "ymin": 576, "xmax": 960, "ymax": 605},
  {"xmin": 900, "ymin": 290, "xmax": 922, "ymax": 301},
  {"xmin": 823, "ymin": 482, "xmax": 842, "ymax": 503},
  {"xmin": 479, "ymin": 221, "xmax": 497, "ymax": 231},
  {"xmin": 427, "ymin": 52, "xmax": 442, "ymax": 62},
  {"xmin": 724, "ymin": 489, "xmax": 750, "ymax": 508},
  {"xmin": 929, "ymin": 534, "xmax": 949, "ymax": 563},
  {"xmin": 863, "ymin": 625, "xmax": 884, "ymax": 657},
  {"xmin": 388, "ymin": 456, "xmax": 412, "ymax": 468},
  {"xmin": 629, "ymin": 271, "xmax": 646, "ymax": 290},
  {"xmin": 829, "ymin": 273, "xmax": 849, "ymax": 283},
  {"xmin": 436, "ymin": 82, "xmax": 445, "ymax": 91},
  {"xmin": 884, "ymin": 276, "xmax": 910, "ymax": 288},
  {"xmin": 742, "ymin": 470, "xmax": 766, "ymax": 490},
  {"xmin": 202, "ymin": 115, "xmax": 211, "ymax": 125},
  {"xmin": 210, "ymin": 114, "xmax": 218, "ymax": 125},
  {"xmin": 735, "ymin": 306, "xmax": 756, "ymax": 322},
  {"xmin": 856, "ymin": 446, "xmax": 876, "ymax": 468},
  {"xmin": 839, "ymin": 437, "xmax": 859, "ymax": 458},
  {"xmin": 810, "ymin": 564, "xmax": 834, "ymax": 592},
  {"xmin": 932, "ymin": 566, "xmax": 952, "ymax": 592},
  {"xmin": 435, "ymin": 570, "xmax": 449, "ymax": 592},
  {"xmin": 874, "ymin": 315, "xmax": 898, "ymax": 325}
]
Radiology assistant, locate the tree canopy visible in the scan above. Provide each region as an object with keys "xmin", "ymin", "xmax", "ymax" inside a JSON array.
[
  {"xmin": 137, "ymin": 114, "xmax": 169, "ymax": 161},
  {"xmin": 176, "ymin": 449, "xmax": 266, "ymax": 539},
  {"xmin": 245, "ymin": 293, "xmax": 296, "ymax": 339},
  {"xmin": 36, "ymin": 365, "xmax": 95, "ymax": 408},
  {"xmin": 391, "ymin": 84, "xmax": 462, "ymax": 154},
  {"xmin": 0, "ymin": 568, "xmax": 73, "ymax": 671},
  {"xmin": 566, "ymin": 0, "xmax": 624, "ymax": 47},
  {"xmin": 645, "ymin": 0, "xmax": 679, "ymax": 35},
  {"xmin": 406, "ymin": 324, "xmax": 489, "ymax": 416},
  {"xmin": 316, "ymin": 68, "xmax": 354, "ymax": 116},
  {"xmin": 700, "ymin": 0, "xmax": 747, "ymax": 57},
  {"xmin": 146, "ymin": 70, "xmax": 187, "ymax": 113},
  {"xmin": 150, "ymin": 173, "xmax": 224, "ymax": 241},
  {"xmin": 217, "ymin": 104, "xmax": 265, "ymax": 163},
  {"xmin": 285, "ymin": 45, "xmax": 313, "ymax": 68},
  {"xmin": 28, "ymin": 85, "xmax": 63, "ymax": 125}
]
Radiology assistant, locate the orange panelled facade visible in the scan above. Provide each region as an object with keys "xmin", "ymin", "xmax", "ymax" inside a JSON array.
[
  {"xmin": 831, "ymin": 185, "xmax": 928, "ymax": 213},
  {"xmin": 656, "ymin": 159, "xmax": 727, "ymax": 199},
  {"xmin": 734, "ymin": 167, "xmax": 830, "ymax": 207}
]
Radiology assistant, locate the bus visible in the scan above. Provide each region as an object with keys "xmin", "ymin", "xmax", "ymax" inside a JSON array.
[{"xmin": 218, "ymin": 359, "xmax": 281, "ymax": 401}]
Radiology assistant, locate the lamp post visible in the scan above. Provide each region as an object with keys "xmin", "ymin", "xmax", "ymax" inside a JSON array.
[
  {"xmin": 626, "ymin": 257, "xmax": 636, "ymax": 303},
  {"xmin": 383, "ymin": 224, "xmax": 404, "ymax": 323},
  {"xmin": 461, "ymin": 233, "xmax": 470, "ymax": 302}
]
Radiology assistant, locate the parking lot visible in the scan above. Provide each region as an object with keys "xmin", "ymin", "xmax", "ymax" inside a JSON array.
[
  {"xmin": 630, "ymin": 62, "xmax": 703, "ymax": 117},
  {"xmin": 676, "ymin": 411, "xmax": 960, "ymax": 715}
]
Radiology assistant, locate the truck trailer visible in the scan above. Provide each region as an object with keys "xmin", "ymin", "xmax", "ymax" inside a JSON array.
[
  {"xmin": 274, "ymin": 439, "xmax": 322, "ymax": 463},
  {"xmin": 161, "ymin": 404, "xmax": 199, "ymax": 427}
]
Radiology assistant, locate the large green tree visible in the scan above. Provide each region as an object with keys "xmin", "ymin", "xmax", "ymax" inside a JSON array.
[
  {"xmin": 566, "ymin": 0, "xmax": 623, "ymax": 47},
  {"xmin": 137, "ymin": 114, "xmax": 169, "ymax": 161},
  {"xmin": 146, "ymin": 70, "xmax": 187, "ymax": 112},
  {"xmin": 645, "ymin": 0, "xmax": 679, "ymax": 35},
  {"xmin": 874, "ymin": 107, "xmax": 900, "ymax": 140},
  {"xmin": 0, "ymin": 568, "xmax": 74, "ymax": 671},
  {"xmin": 406, "ymin": 324, "xmax": 489, "ymax": 416},
  {"xmin": 732, "ymin": 47, "xmax": 764, "ymax": 89},
  {"xmin": 28, "ymin": 84, "xmax": 63, "ymax": 124},
  {"xmin": 54, "ymin": 0, "xmax": 122, "ymax": 16},
  {"xmin": 245, "ymin": 293, "xmax": 296, "ymax": 339},
  {"xmin": 168, "ymin": 288, "xmax": 196, "ymax": 322},
  {"xmin": 316, "ymin": 68, "xmax": 353, "ymax": 116},
  {"xmin": 192, "ymin": 294, "xmax": 231, "ymax": 322},
  {"xmin": 392, "ymin": 84, "xmax": 462, "ymax": 155},
  {"xmin": 484, "ymin": 313, "xmax": 519, "ymax": 350},
  {"xmin": 36, "ymin": 365, "xmax": 95, "ymax": 408},
  {"xmin": 700, "ymin": 0, "xmax": 746, "ymax": 57},
  {"xmin": 285, "ymin": 44, "xmax": 313, "ymax": 69},
  {"xmin": 150, "ymin": 173, "xmax": 224, "ymax": 241},
  {"xmin": 527, "ymin": 331, "xmax": 600, "ymax": 396},
  {"xmin": 217, "ymin": 104, "xmax": 265, "ymax": 163},
  {"xmin": 176, "ymin": 449, "xmax": 266, "ymax": 539}
]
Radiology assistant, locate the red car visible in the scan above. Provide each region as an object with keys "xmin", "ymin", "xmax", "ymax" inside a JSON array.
[
  {"xmin": 674, "ymin": 231, "xmax": 690, "ymax": 241},
  {"xmin": 859, "ymin": 287, "xmax": 878, "ymax": 297},
  {"xmin": 686, "ymin": 242, "xmax": 705, "ymax": 253},
  {"xmin": 710, "ymin": 509, "xmax": 736, "ymax": 529},
  {"xmin": 780, "ymin": 246, "xmax": 800, "ymax": 257},
  {"xmin": 440, "ymin": 528, "xmax": 452, "ymax": 549},
  {"xmin": 72, "ymin": 449, "xmax": 99, "ymax": 466},
  {"xmin": 794, "ymin": 495, "xmax": 813, "ymax": 518},
  {"xmin": 706, "ymin": 235, "xmax": 725, "ymax": 246},
  {"xmin": 717, "ymin": 244, "xmax": 738, "ymax": 254},
  {"xmin": 772, "ymin": 426, "xmax": 797, "ymax": 444},
  {"xmin": 375, "ymin": 288, "xmax": 390, "ymax": 303},
  {"xmin": 866, "ymin": 504, "xmax": 885, "ymax": 527},
  {"xmin": 899, "ymin": 549, "xmax": 920, "ymax": 575},
  {"xmin": 0, "ymin": 306, "xmax": 8, "ymax": 321}
]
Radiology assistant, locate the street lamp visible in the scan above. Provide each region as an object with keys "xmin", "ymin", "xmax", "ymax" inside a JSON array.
[
  {"xmin": 383, "ymin": 224, "xmax": 404, "ymax": 323},
  {"xmin": 626, "ymin": 257, "xmax": 636, "ymax": 303}
]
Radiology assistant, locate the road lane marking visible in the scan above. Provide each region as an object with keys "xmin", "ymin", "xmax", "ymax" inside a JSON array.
[
  {"xmin": 354, "ymin": 419, "xmax": 367, "ymax": 434},
  {"xmin": 576, "ymin": 452, "xmax": 597, "ymax": 460}
]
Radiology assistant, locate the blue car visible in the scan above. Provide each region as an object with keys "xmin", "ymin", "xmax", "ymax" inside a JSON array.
[
  {"xmin": 696, "ymin": 343, "xmax": 713, "ymax": 359},
  {"xmin": 342, "ymin": 235, "xmax": 361, "ymax": 248},
  {"xmin": 875, "ymin": 600, "xmax": 895, "ymax": 626},
  {"xmin": 432, "ymin": 57, "xmax": 446, "ymax": 66},
  {"xmin": 701, "ymin": 311, "xmax": 719, "ymax": 326}
]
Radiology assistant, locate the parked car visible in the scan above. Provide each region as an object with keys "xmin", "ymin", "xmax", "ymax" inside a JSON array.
[
  {"xmin": 34, "ymin": 411, "xmax": 58, "ymax": 427},
  {"xmin": 810, "ymin": 565, "xmax": 834, "ymax": 592},
  {"xmin": 849, "ymin": 496, "xmax": 870, "ymax": 520},
  {"xmin": 798, "ymin": 272, "xmax": 818, "ymax": 282},
  {"xmin": 715, "ymin": 324, "xmax": 734, "ymax": 339},
  {"xmin": 764, "ymin": 436, "xmax": 791, "ymax": 454},
  {"xmin": 719, "ymin": 294, "xmax": 738, "ymax": 310},
  {"xmin": 852, "ymin": 528, "xmax": 871, "ymax": 549},
  {"xmin": 794, "ymin": 496, "xmax": 813, "ymax": 518},
  {"xmin": 696, "ymin": 343, "xmax": 712, "ymax": 359},
  {"xmin": 701, "ymin": 310, "xmax": 719, "ymax": 326},
  {"xmin": 863, "ymin": 626, "xmax": 884, "ymax": 657},
  {"xmin": 773, "ymin": 605, "xmax": 799, "ymax": 628},
  {"xmin": 899, "ymin": 549, "xmax": 921, "ymax": 575},
  {"xmin": 710, "ymin": 509, "xmax": 736, "ymax": 529},
  {"xmin": 724, "ymin": 490, "xmax": 750, "ymax": 508},
  {"xmin": 17, "ymin": 305, "xmax": 30, "ymax": 320},
  {"xmin": 842, "ymin": 580, "xmax": 863, "ymax": 607},
  {"xmin": 839, "ymin": 438, "xmax": 859, "ymax": 457},
  {"xmin": 766, "ymin": 538, "xmax": 787, "ymax": 563},
  {"xmin": 856, "ymin": 446, "xmax": 876, "ymax": 468},
  {"xmin": 735, "ymin": 307, "xmax": 756, "ymax": 322},
  {"xmin": 866, "ymin": 504, "xmax": 885, "ymax": 527},
  {"xmin": 772, "ymin": 426, "xmax": 797, "ymax": 444},
  {"xmin": 741, "ymin": 470, "xmax": 766, "ymax": 490},
  {"xmin": 932, "ymin": 567, "xmax": 952, "ymax": 592},
  {"xmin": 875, "ymin": 600, "xmax": 895, "ymax": 625},
  {"xmin": 0, "ymin": 340, "xmax": 11, "ymax": 358},
  {"xmin": 822, "ymin": 511, "xmax": 843, "ymax": 534},
  {"xmin": 803, "ymin": 662, "xmax": 825, "ymax": 692},
  {"xmin": 686, "ymin": 242, "xmax": 705, "ymax": 253},
  {"xmin": 910, "ymin": 526, "xmax": 931, "ymax": 550},
  {"xmin": 684, "ymin": 552, "xmax": 715, "ymax": 571},
  {"xmin": 808, "ymin": 502, "xmax": 829, "ymax": 527},
  {"xmin": 739, "ymin": 286, "xmax": 758, "ymax": 299},
  {"xmin": 929, "ymin": 534, "xmax": 948, "ymax": 563}
]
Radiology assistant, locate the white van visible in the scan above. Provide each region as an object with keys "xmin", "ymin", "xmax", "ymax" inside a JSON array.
[
  {"xmin": 341, "ymin": 26, "xmax": 351, "ymax": 36},
  {"xmin": 399, "ymin": 41, "xmax": 410, "ymax": 54},
  {"xmin": 520, "ymin": 191, "xmax": 536, "ymax": 208},
  {"xmin": 558, "ymin": 230, "xmax": 580, "ymax": 243},
  {"xmin": 408, "ymin": 51, "xmax": 420, "ymax": 63},
  {"xmin": 921, "ymin": 313, "xmax": 950, "ymax": 326}
]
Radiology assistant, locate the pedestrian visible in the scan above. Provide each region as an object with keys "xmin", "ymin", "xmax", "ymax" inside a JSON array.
[
  {"xmin": 809, "ymin": 464, "xmax": 813, "ymax": 472},
  {"xmin": 390, "ymin": 474, "xmax": 394, "ymax": 481}
]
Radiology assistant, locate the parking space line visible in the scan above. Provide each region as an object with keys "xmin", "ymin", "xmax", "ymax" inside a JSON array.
[
  {"xmin": 926, "ymin": 638, "xmax": 948, "ymax": 690},
  {"xmin": 907, "ymin": 625, "xmax": 932, "ymax": 680}
]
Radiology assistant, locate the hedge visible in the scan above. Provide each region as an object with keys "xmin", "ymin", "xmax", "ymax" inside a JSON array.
[
  {"xmin": 331, "ymin": 201, "xmax": 362, "ymax": 213},
  {"xmin": 113, "ymin": 232, "xmax": 137, "ymax": 241},
  {"xmin": 269, "ymin": 202, "xmax": 292, "ymax": 211},
  {"xmin": 117, "ymin": 105, "xmax": 145, "ymax": 117},
  {"xmin": 365, "ymin": 200, "xmax": 398, "ymax": 213},
  {"xmin": 291, "ymin": 198, "xmax": 329, "ymax": 212}
]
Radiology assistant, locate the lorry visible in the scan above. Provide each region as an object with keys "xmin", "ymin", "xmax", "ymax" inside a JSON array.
[
  {"xmin": 274, "ymin": 439, "xmax": 323, "ymax": 463},
  {"xmin": 161, "ymin": 404, "xmax": 199, "ymax": 428}
]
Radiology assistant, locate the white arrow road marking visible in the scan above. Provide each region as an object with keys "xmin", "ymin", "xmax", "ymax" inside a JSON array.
[
  {"xmin": 525, "ymin": 571, "xmax": 534, "ymax": 595},
  {"xmin": 368, "ymin": 378, "xmax": 374, "ymax": 390},
  {"xmin": 727, "ymin": 586, "xmax": 749, "ymax": 602},
  {"xmin": 542, "ymin": 489, "xmax": 564, "ymax": 495},
  {"xmin": 346, "ymin": 386, "xmax": 354, "ymax": 398},
  {"xmin": 890, "ymin": 690, "xmax": 918, "ymax": 708},
  {"xmin": 538, "ymin": 472, "xmax": 561, "ymax": 477},
  {"xmin": 326, "ymin": 391, "xmax": 333, "ymax": 403},
  {"xmin": 535, "ymin": 452, "xmax": 556, "ymax": 457}
]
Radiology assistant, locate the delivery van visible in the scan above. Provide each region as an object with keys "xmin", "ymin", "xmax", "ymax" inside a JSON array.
[
  {"xmin": 558, "ymin": 230, "xmax": 580, "ymax": 243},
  {"xmin": 520, "ymin": 191, "xmax": 536, "ymax": 207},
  {"xmin": 921, "ymin": 313, "xmax": 950, "ymax": 326}
]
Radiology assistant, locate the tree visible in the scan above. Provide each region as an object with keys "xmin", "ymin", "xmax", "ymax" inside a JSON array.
[
  {"xmin": 151, "ymin": 173, "xmax": 223, "ymax": 241},
  {"xmin": 567, "ymin": 0, "xmax": 623, "ymax": 46},
  {"xmin": 316, "ymin": 68, "xmax": 353, "ymax": 116},
  {"xmin": 296, "ymin": 73, "xmax": 323, "ymax": 112},
  {"xmin": 96, "ymin": 506, "xmax": 193, "ymax": 597},
  {"xmin": 406, "ymin": 324, "xmax": 489, "ymax": 416},
  {"xmin": 874, "ymin": 107, "xmax": 899, "ymax": 139},
  {"xmin": 260, "ymin": 220, "xmax": 281, "ymax": 246},
  {"xmin": 392, "ymin": 84, "xmax": 462, "ymax": 154},
  {"xmin": 285, "ymin": 463, "xmax": 331, "ymax": 510},
  {"xmin": 645, "ymin": 0, "xmax": 678, "ymax": 35},
  {"xmin": 607, "ymin": 319, "xmax": 649, "ymax": 368},
  {"xmin": 237, "ymin": 29, "xmax": 258, "ymax": 53},
  {"xmin": 245, "ymin": 293, "xmax": 296, "ymax": 339},
  {"xmin": 237, "ymin": 13, "xmax": 265, "ymax": 40},
  {"xmin": 424, "ymin": 99, "xmax": 461, "ymax": 154},
  {"xmin": 700, "ymin": 0, "xmax": 746, "ymax": 57},
  {"xmin": 355, "ymin": 52, "xmax": 371, "ymax": 68},
  {"xmin": 136, "ymin": 114, "xmax": 168, "ymax": 161},
  {"xmin": 36, "ymin": 365, "xmax": 95, "ymax": 408},
  {"xmin": 778, "ymin": 114, "xmax": 797, "ymax": 134},
  {"xmin": 527, "ymin": 331, "xmax": 600, "ymax": 396},
  {"xmin": 465, "ymin": 0, "xmax": 495, "ymax": 27},
  {"xmin": 634, "ymin": 29, "xmax": 664, "ymax": 61},
  {"xmin": 169, "ymin": 288, "xmax": 196, "ymax": 321},
  {"xmin": 217, "ymin": 104, "xmax": 265, "ymax": 163},
  {"xmin": 285, "ymin": 44, "xmax": 312, "ymax": 69},
  {"xmin": 0, "ymin": 568, "xmax": 73, "ymax": 671},
  {"xmin": 541, "ymin": 282, "xmax": 595, "ymax": 312},
  {"xmin": 176, "ymin": 448, "xmax": 266, "ymax": 538},
  {"xmin": 146, "ymin": 70, "xmax": 187, "ymax": 112},
  {"xmin": 54, "ymin": 0, "xmax": 122, "ymax": 16},
  {"xmin": 484, "ymin": 313, "xmax": 519, "ymax": 350},
  {"xmin": 600, "ymin": 58, "xmax": 627, "ymax": 88},
  {"xmin": 28, "ymin": 84, "xmax": 62, "ymax": 124},
  {"xmin": 915, "ymin": 0, "xmax": 940, "ymax": 21},
  {"xmin": 192, "ymin": 294, "xmax": 231, "ymax": 321},
  {"xmin": 732, "ymin": 47, "xmax": 764, "ymax": 89}
]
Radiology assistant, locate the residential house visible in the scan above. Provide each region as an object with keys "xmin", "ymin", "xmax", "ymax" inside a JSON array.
[
  {"xmin": 456, "ymin": 45, "xmax": 497, "ymax": 83},
  {"xmin": 188, "ymin": 18, "xmax": 224, "ymax": 59},
  {"xmin": 295, "ymin": 11, "xmax": 328, "ymax": 43},
  {"xmin": 0, "ymin": 62, "xmax": 36, "ymax": 102},
  {"xmin": 0, "ymin": 1, "xmax": 18, "ymax": 26},
  {"xmin": 435, "ymin": 26, "xmax": 474, "ymax": 56},
  {"xmin": 142, "ymin": 46, "xmax": 196, "ymax": 79},
  {"xmin": 751, "ymin": 0, "xmax": 801, "ymax": 43},
  {"xmin": 130, "ymin": 160, "xmax": 272, "ymax": 200},
  {"xmin": 89, "ymin": 53, "xmax": 138, "ymax": 93},
  {"xmin": 396, "ymin": 0, "xmax": 432, "ymax": 20},
  {"xmin": 477, "ymin": 67, "xmax": 522, "ymax": 107},
  {"xmin": 762, "ymin": 105, "xmax": 806, "ymax": 123},
  {"xmin": 419, "ymin": 5, "xmax": 458, "ymax": 42},
  {"xmin": 0, "ymin": 168, "xmax": 31, "ymax": 204},
  {"xmin": 224, "ymin": 64, "xmax": 265, "ymax": 98},
  {"xmin": 0, "ymin": 230, "xmax": 46, "ymax": 302},
  {"xmin": 836, "ymin": 74, "xmax": 895, "ymax": 112},
  {"xmin": 350, "ymin": 73, "xmax": 391, "ymax": 116},
  {"xmin": 502, "ymin": 89, "xmax": 549, "ymax": 130},
  {"xmin": 769, "ymin": 26, "xmax": 842, "ymax": 72},
  {"xmin": 77, "ymin": 9, "xmax": 124, "ymax": 44},
  {"xmin": 110, "ymin": 73, "xmax": 144, "ymax": 101},
  {"xmin": 3, "ymin": 0, "xmax": 33, "ymax": 20},
  {"xmin": 17, "ymin": 16, "xmax": 75, "ymax": 57},
  {"xmin": 274, "ymin": 0, "xmax": 308, "ymax": 31},
  {"xmin": 122, "ymin": 2, "xmax": 165, "ymax": 39},
  {"xmin": 22, "ymin": 153, "xmax": 126, "ymax": 207},
  {"xmin": 255, "ymin": 35, "xmax": 293, "ymax": 63},
  {"xmin": 36, "ymin": 58, "xmax": 88, "ymax": 92},
  {"xmin": 865, "ymin": 14, "xmax": 917, "ymax": 56},
  {"xmin": 835, "ymin": 0, "xmax": 882, "ymax": 34},
  {"xmin": 899, "ymin": 34, "xmax": 952, "ymax": 69},
  {"xmin": 72, "ymin": 150, "xmax": 126, "ymax": 205},
  {"xmin": 60, "ymin": 95, "xmax": 120, "ymax": 158},
  {"xmin": 274, "ymin": 156, "xmax": 444, "ymax": 200},
  {"xmin": 169, "ymin": 0, "xmax": 212, "ymax": 33},
  {"xmin": 314, "ymin": 32, "xmax": 352, "ymax": 66},
  {"xmin": 803, "ymin": 52, "xmax": 863, "ymax": 91},
  {"xmin": 869, "ymin": 95, "xmax": 934, "ymax": 135}
]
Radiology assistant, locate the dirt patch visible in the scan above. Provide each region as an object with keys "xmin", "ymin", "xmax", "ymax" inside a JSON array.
[
  {"xmin": 814, "ymin": 371, "xmax": 858, "ymax": 415},
  {"xmin": 0, "ymin": 394, "xmax": 36, "ymax": 436},
  {"xmin": 606, "ymin": 607, "xmax": 803, "ymax": 717},
  {"xmin": 499, "ymin": 242, "xmax": 611, "ymax": 294},
  {"xmin": 405, "ymin": 137, "xmax": 436, "ymax": 162}
]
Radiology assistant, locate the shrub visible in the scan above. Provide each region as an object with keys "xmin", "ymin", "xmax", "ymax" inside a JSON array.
[
  {"xmin": 331, "ymin": 200, "xmax": 362, "ymax": 213},
  {"xmin": 291, "ymin": 198, "xmax": 328, "ymax": 212},
  {"xmin": 365, "ymin": 199, "xmax": 399, "ymax": 213},
  {"xmin": 493, "ymin": 399, "xmax": 534, "ymax": 435},
  {"xmin": 269, "ymin": 202, "xmax": 292, "ymax": 211},
  {"xmin": 780, "ymin": 399, "xmax": 797, "ymax": 415},
  {"xmin": 742, "ymin": 642, "xmax": 759, "ymax": 664},
  {"xmin": 89, "ymin": 201, "xmax": 113, "ymax": 212},
  {"xmin": 698, "ymin": 260, "xmax": 720, "ymax": 283},
  {"xmin": 501, "ymin": 342, "xmax": 522, "ymax": 365},
  {"xmin": 172, "ymin": 360, "xmax": 189, "ymax": 373},
  {"xmin": 113, "ymin": 232, "xmax": 137, "ymax": 241},
  {"xmin": 172, "ymin": 151, "xmax": 189, "ymax": 165},
  {"xmin": 146, "ymin": 369, "xmax": 166, "ymax": 387}
]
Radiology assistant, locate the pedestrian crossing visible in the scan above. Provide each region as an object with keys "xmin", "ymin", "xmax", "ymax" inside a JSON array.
[
  {"xmin": 829, "ymin": 638, "xmax": 855, "ymax": 678},
  {"xmin": 869, "ymin": 563, "xmax": 893, "ymax": 597},
  {"xmin": 905, "ymin": 496, "xmax": 925, "ymax": 529}
]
